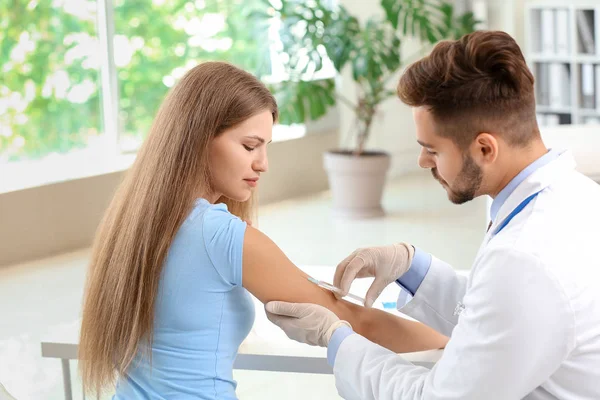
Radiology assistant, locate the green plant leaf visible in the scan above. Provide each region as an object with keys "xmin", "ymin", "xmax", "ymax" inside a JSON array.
[
  {"xmin": 269, "ymin": 79, "xmax": 335, "ymax": 124},
  {"xmin": 295, "ymin": 91, "xmax": 306, "ymax": 122},
  {"xmin": 381, "ymin": 0, "xmax": 402, "ymax": 30},
  {"xmin": 265, "ymin": 0, "xmax": 479, "ymax": 153},
  {"xmin": 308, "ymin": 90, "xmax": 325, "ymax": 120}
]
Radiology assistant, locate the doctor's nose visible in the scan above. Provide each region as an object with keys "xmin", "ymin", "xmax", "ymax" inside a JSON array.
[{"xmin": 418, "ymin": 148, "xmax": 435, "ymax": 169}]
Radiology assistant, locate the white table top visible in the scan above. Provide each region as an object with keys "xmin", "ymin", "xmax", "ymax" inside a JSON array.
[{"xmin": 41, "ymin": 266, "xmax": 443, "ymax": 372}]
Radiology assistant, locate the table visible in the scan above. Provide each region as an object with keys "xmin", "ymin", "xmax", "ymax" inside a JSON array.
[{"xmin": 41, "ymin": 266, "xmax": 443, "ymax": 399}]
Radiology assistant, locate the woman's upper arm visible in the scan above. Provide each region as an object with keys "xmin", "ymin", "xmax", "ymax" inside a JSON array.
[
  {"xmin": 241, "ymin": 226, "xmax": 360, "ymax": 319},
  {"xmin": 241, "ymin": 226, "xmax": 449, "ymax": 352}
]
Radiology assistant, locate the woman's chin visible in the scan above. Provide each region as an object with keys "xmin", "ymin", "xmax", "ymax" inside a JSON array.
[
  {"xmin": 240, "ymin": 194, "xmax": 252, "ymax": 202},
  {"xmin": 228, "ymin": 191, "xmax": 252, "ymax": 203}
]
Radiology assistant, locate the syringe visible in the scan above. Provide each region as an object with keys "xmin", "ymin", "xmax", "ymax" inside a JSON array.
[{"xmin": 307, "ymin": 277, "xmax": 365, "ymax": 305}]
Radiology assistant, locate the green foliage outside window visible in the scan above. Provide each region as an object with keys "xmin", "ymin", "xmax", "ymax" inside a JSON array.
[
  {"xmin": 0, "ymin": 0, "xmax": 271, "ymax": 162},
  {"xmin": 1, "ymin": 1, "xmax": 101, "ymax": 161}
]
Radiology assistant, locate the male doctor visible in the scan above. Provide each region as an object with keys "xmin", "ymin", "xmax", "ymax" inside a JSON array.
[{"xmin": 265, "ymin": 30, "xmax": 600, "ymax": 399}]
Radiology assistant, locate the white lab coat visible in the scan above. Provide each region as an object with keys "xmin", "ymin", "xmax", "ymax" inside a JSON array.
[{"xmin": 333, "ymin": 151, "xmax": 600, "ymax": 399}]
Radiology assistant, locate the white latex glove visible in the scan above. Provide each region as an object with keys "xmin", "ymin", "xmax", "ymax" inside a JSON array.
[
  {"xmin": 334, "ymin": 242, "xmax": 415, "ymax": 308},
  {"xmin": 265, "ymin": 302, "xmax": 352, "ymax": 347}
]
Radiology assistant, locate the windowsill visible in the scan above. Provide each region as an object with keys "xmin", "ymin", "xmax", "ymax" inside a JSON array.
[
  {"xmin": 0, "ymin": 148, "xmax": 138, "ymax": 195},
  {"xmin": 0, "ymin": 124, "xmax": 309, "ymax": 195},
  {"xmin": 0, "ymin": 99, "xmax": 340, "ymax": 195}
]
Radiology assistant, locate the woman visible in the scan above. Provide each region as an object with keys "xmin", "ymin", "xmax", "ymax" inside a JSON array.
[{"xmin": 79, "ymin": 61, "xmax": 447, "ymax": 399}]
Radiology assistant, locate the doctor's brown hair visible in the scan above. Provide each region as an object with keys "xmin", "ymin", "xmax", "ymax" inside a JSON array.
[
  {"xmin": 78, "ymin": 61, "xmax": 278, "ymax": 396},
  {"xmin": 397, "ymin": 30, "xmax": 539, "ymax": 149}
]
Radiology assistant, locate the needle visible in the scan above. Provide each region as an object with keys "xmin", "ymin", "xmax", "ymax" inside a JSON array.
[{"xmin": 307, "ymin": 276, "xmax": 365, "ymax": 304}]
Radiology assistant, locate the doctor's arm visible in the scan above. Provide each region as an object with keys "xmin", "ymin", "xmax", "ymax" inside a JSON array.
[
  {"xmin": 241, "ymin": 226, "xmax": 449, "ymax": 354},
  {"xmin": 331, "ymin": 247, "xmax": 573, "ymax": 400},
  {"xmin": 335, "ymin": 243, "xmax": 469, "ymax": 337},
  {"xmin": 396, "ymin": 253, "xmax": 469, "ymax": 336}
]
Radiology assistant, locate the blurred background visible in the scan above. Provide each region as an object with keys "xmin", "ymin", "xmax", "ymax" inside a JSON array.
[{"xmin": 1, "ymin": 0, "xmax": 599, "ymax": 398}]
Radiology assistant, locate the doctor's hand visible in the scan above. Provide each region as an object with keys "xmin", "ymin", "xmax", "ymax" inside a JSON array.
[
  {"xmin": 265, "ymin": 302, "xmax": 351, "ymax": 347},
  {"xmin": 334, "ymin": 243, "xmax": 415, "ymax": 308}
]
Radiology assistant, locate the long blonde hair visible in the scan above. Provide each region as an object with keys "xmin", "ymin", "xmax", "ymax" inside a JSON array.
[{"xmin": 79, "ymin": 61, "xmax": 278, "ymax": 396}]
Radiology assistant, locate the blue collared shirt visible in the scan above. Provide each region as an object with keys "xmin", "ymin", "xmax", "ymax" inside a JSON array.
[
  {"xmin": 489, "ymin": 149, "xmax": 560, "ymax": 221},
  {"xmin": 327, "ymin": 149, "xmax": 560, "ymax": 367},
  {"xmin": 399, "ymin": 149, "xmax": 560, "ymax": 297},
  {"xmin": 328, "ymin": 325, "xmax": 354, "ymax": 366}
]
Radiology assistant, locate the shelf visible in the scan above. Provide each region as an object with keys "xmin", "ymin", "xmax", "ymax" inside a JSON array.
[
  {"xmin": 527, "ymin": 2, "xmax": 600, "ymax": 126},
  {"xmin": 527, "ymin": 1, "xmax": 600, "ymax": 9},
  {"xmin": 529, "ymin": 54, "xmax": 571, "ymax": 63},
  {"xmin": 577, "ymin": 108, "xmax": 600, "ymax": 116},
  {"xmin": 575, "ymin": 55, "xmax": 600, "ymax": 63},
  {"xmin": 530, "ymin": 55, "xmax": 600, "ymax": 64},
  {"xmin": 536, "ymin": 106, "xmax": 573, "ymax": 114}
]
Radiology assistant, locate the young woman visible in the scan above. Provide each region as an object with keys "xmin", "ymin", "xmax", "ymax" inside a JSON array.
[{"xmin": 79, "ymin": 61, "xmax": 447, "ymax": 399}]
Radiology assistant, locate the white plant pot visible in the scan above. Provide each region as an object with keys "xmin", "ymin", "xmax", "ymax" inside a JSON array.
[{"xmin": 323, "ymin": 150, "xmax": 391, "ymax": 218}]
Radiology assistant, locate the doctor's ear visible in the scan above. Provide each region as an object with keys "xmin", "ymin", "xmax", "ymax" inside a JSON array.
[{"xmin": 472, "ymin": 133, "xmax": 498, "ymax": 164}]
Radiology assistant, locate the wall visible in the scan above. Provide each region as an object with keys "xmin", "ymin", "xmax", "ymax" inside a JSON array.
[
  {"xmin": 336, "ymin": 0, "xmax": 529, "ymax": 181},
  {"xmin": 337, "ymin": 0, "xmax": 413, "ymax": 178},
  {"xmin": 541, "ymin": 124, "xmax": 600, "ymax": 181},
  {"xmin": 486, "ymin": 0, "xmax": 520, "ymax": 40},
  {"xmin": 337, "ymin": 65, "xmax": 422, "ymax": 178},
  {"xmin": 337, "ymin": 0, "xmax": 442, "ymax": 179},
  {"xmin": 0, "ymin": 0, "xmax": 533, "ymax": 267},
  {"xmin": 0, "ymin": 130, "xmax": 338, "ymax": 267}
]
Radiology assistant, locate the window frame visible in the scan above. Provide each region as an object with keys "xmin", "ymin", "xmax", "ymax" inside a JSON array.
[{"xmin": 0, "ymin": 0, "xmax": 339, "ymax": 194}]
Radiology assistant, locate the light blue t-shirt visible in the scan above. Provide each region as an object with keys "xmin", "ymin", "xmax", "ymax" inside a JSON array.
[{"xmin": 114, "ymin": 198, "xmax": 255, "ymax": 399}]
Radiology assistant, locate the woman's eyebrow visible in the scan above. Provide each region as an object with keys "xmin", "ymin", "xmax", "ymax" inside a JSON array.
[{"xmin": 245, "ymin": 135, "xmax": 272, "ymax": 144}]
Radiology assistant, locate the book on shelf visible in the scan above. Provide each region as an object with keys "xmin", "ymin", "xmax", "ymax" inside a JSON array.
[
  {"xmin": 545, "ymin": 114, "xmax": 561, "ymax": 126},
  {"xmin": 596, "ymin": 7, "xmax": 600, "ymax": 56},
  {"xmin": 536, "ymin": 63, "xmax": 550, "ymax": 106},
  {"xmin": 555, "ymin": 9, "xmax": 570, "ymax": 55},
  {"xmin": 541, "ymin": 9, "xmax": 555, "ymax": 53},
  {"xmin": 596, "ymin": 64, "xmax": 600, "ymax": 112},
  {"xmin": 581, "ymin": 63, "xmax": 595, "ymax": 109},
  {"xmin": 576, "ymin": 10, "xmax": 595, "ymax": 54},
  {"xmin": 548, "ymin": 63, "xmax": 571, "ymax": 108}
]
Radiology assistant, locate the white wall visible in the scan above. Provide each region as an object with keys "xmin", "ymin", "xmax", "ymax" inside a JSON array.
[
  {"xmin": 1, "ymin": 0, "xmax": 423, "ymax": 268},
  {"xmin": 486, "ymin": 0, "xmax": 520, "ymax": 40},
  {"xmin": 338, "ymin": 0, "xmax": 423, "ymax": 179},
  {"xmin": 0, "ymin": 0, "xmax": 534, "ymax": 267},
  {"xmin": 541, "ymin": 124, "xmax": 600, "ymax": 181},
  {"xmin": 0, "ymin": 130, "xmax": 338, "ymax": 267},
  {"xmin": 337, "ymin": 0, "xmax": 532, "ymax": 181}
]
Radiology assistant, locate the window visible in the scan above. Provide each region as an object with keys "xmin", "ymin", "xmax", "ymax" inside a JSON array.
[
  {"xmin": 112, "ymin": 0, "xmax": 275, "ymax": 151},
  {"xmin": 0, "ymin": 0, "xmax": 319, "ymax": 192},
  {"xmin": 0, "ymin": 0, "xmax": 102, "ymax": 163}
]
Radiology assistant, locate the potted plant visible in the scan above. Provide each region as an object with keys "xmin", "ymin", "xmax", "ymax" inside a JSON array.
[{"xmin": 255, "ymin": 0, "xmax": 479, "ymax": 218}]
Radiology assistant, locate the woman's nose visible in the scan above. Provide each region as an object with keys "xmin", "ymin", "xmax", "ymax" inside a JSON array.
[{"xmin": 253, "ymin": 154, "xmax": 268, "ymax": 172}]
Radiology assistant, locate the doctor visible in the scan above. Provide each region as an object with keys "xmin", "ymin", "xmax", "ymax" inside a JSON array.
[{"xmin": 265, "ymin": 30, "xmax": 600, "ymax": 399}]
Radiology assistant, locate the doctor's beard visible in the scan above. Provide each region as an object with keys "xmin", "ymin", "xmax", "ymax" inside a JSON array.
[{"xmin": 432, "ymin": 154, "xmax": 483, "ymax": 205}]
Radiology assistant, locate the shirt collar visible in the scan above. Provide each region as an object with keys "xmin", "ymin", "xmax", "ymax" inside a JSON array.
[{"xmin": 490, "ymin": 149, "xmax": 561, "ymax": 221}]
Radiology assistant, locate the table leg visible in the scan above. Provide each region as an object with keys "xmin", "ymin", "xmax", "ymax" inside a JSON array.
[{"xmin": 61, "ymin": 358, "xmax": 73, "ymax": 400}]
